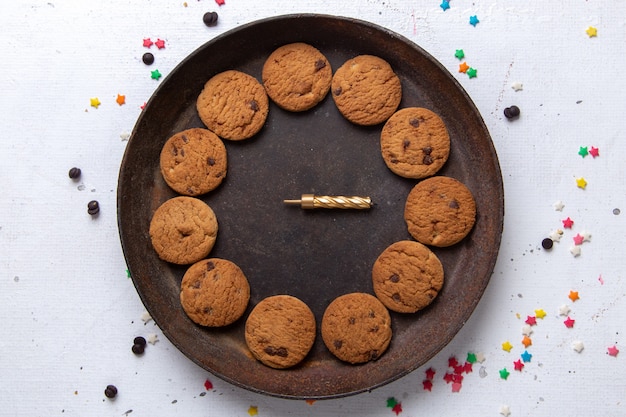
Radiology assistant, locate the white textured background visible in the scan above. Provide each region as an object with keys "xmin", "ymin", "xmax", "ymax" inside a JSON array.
[{"xmin": 2, "ymin": 1, "xmax": 625, "ymax": 416}]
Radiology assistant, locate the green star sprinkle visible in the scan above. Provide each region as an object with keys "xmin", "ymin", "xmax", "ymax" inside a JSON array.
[
  {"xmin": 466, "ymin": 352, "xmax": 477, "ymax": 364},
  {"xmin": 386, "ymin": 397, "xmax": 398, "ymax": 408},
  {"xmin": 467, "ymin": 68, "xmax": 477, "ymax": 78},
  {"xmin": 454, "ymin": 49, "xmax": 465, "ymax": 60},
  {"xmin": 578, "ymin": 146, "xmax": 589, "ymax": 157},
  {"xmin": 499, "ymin": 368, "xmax": 510, "ymax": 380},
  {"xmin": 151, "ymin": 69, "xmax": 162, "ymax": 80},
  {"xmin": 126, "ymin": 269, "xmax": 130, "ymax": 278}
]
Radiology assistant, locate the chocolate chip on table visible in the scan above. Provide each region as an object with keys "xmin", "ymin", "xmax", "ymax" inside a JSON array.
[
  {"xmin": 133, "ymin": 336, "xmax": 147, "ymax": 346},
  {"xmin": 68, "ymin": 167, "xmax": 81, "ymax": 179},
  {"xmin": 503, "ymin": 105, "xmax": 521, "ymax": 119},
  {"xmin": 104, "ymin": 384, "xmax": 118, "ymax": 399},
  {"xmin": 132, "ymin": 343, "xmax": 145, "ymax": 355},
  {"xmin": 203, "ymin": 11, "xmax": 218, "ymax": 27},
  {"xmin": 541, "ymin": 238, "xmax": 554, "ymax": 250},
  {"xmin": 142, "ymin": 52, "xmax": 155, "ymax": 65},
  {"xmin": 87, "ymin": 200, "xmax": 100, "ymax": 215}
]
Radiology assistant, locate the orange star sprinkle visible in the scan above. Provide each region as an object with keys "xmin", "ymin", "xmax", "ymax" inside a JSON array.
[
  {"xmin": 305, "ymin": 399, "xmax": 316, "ymax": 405},
  {"xmin": 522, "ymin": 336, "xmax": 532, "ymax": 348},
  {"xmin": 116, "ymin": 94, "xmax": 126, "ymax": 106},
  {"xmin": 459, "ymin": 62, "xmax": 470, "ymax": 73},
  {"xmin": 569, "ymin": 290, "xmax": 580, "ymax": 302}
]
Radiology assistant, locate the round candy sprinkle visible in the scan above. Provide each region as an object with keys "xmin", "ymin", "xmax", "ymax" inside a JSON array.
[
  {"xmin": 142, "ymin": 52, "xmax": 154, "ymax": 65},
  {"xmin": 504, "ymin": 105, "xmax": 520, "ymax": 119},
  {"xmin": 541, "ymin": 238, "xmax": 553, "ymax": 250},
  {"xmin": 104, "ymin": 384, "xmax": 118, "ymax": 399},
  {"xmin": 68, "ymin": 167, "xmax": 81, "ymax": 179},
  {"xmin": 203, "ymin": 11, "xmax": 218, "ymax": 27},
  {"xmin": 87, "ymin": 200, "xmax": 100, "ymax": 215}
]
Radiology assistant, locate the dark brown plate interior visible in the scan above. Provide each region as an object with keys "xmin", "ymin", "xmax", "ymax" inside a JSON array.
[{"xmin": 117, "ymin": 14, "xmax": 504, "ymax": 399}]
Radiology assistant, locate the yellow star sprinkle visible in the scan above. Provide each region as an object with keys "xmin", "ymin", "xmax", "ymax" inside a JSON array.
[
  {"xmin": 90, "ymin": 97, "xmax": 101, "ymax": 108},
  {"xmin": 576, "ymin": 177, "xmax": 587, "ymax": 189},
  {"xmin": 522, "ymin": 335, "xmax": 533, "ymax": 348},
  {"xmin": 116, "ymin": 94, "xmax": 126, "ymax": 106},
  {"xmin": 248, "ymin": 406, "xmax": 258, "ymax": 416},
  {"xmin": 534, "ymin": 309, "xmax": 547, "ymax": 319},
  {"xmin": 586, "ymin": 26, "xmax": 597, "ymax": 37},
  {"xmin": 502, "ymin": 341, "xmax": 513, "ymax": 352}
]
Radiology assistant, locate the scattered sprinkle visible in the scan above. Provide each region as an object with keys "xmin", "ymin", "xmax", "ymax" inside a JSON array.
[
  {"xmin": 499, "ymin": 368, "xmax": 510, "ymax": 380},
  {"xmin": 522, "ymin": 336, "xmax": 533, "ymax": 348},
  {"xmin": 151, "ymin": 69, "xmax": 162, "ymax": 80},
  {"xmin": 549, "ymin": 229, "xmax": 563, "ymax": 242},
  {"xmin": 573, "ymin": 233, "xmax": 584, "ymax": 245},
  {"xmin": 466, "ymin": 352, "xmax": 477, "ymax": 364},
  {"xmin": 553, "ymin": 200, "xmax": 565, "ymax": 211},
  {"xmin": 520, "ymin": 350, "xmax": 532, "ymax": 363},
  {"xmin": 581, "ymin": 230, "xmax": 592, "ymax": 242},
  {"xmin": 559, "ymin": 304, "xmax": 571, "ymax": 316},
  {"xmin": 525, "ymin": 316, "xmax": 537, "ymax": 326},
  {"xmin": 608, "ymin": 345, "xmax": 619, "ymax": 357},
  {"xmin": 142, "ymin": 52, "xmax": 155, "ymax": 65},
  {"xmin": 155, "ymin": 38, "xmax": 166, "ymax": 49},
  {"xmin": 120, "ymin": 132, "xmax": 131, "ymax": 141},
  {"xmin": 576, "ymin": 177, "xmax": 587, "ymax": 189},
  {"xmin": 451, "ymin": 382, "xmax": 462, "ymax": 393},
  {"xmin": 569, "ymin": 291, "xmax": 580, "ymax": 302},
  {"xmin": 143, "ymin": 38, "xmax": 153, "ymax": 48},
  {"xmin": 499, "ymin": 405, "xmax": 511, "ymax": 417},
  {"xmin": 541, "ymin": 238, "xmax": 554, "ymax": 250},
  {"xmin": 564, "ymin": 317, "xmax": 576, "ymax": 328},
  {"xmin": 422, "ymin": 379, "xmax": 433, "ymax": 391},
  {"xmin": 425, "ymin": 367, "xmax": 436, "ymax": 380},
  {"xmin": 521, "ymin": 324, "xmax": 533, "ymax": 336},
  {"xmin": 392, "ymin": 403, "xmax": 403, "ymax": 415},
  {"xmin": 116, "ymin": 94, "xmax": 126, "ymax": 106},
  {"xmin": 305, "ymin": 399, "xmax": 316, "ymax": 405},
  {"xmin": 469, "ymin": 15, "xmax": 480, "ymax": 26},
  {"xmin": 589, "ymin": 146, "xmax": 600, "ymax": 157},
  {"xmin": 599, "ymin": 274, "xmax": 604, "ymax": 285},
  {"xmin": 147, "ymin": 333, "xmax": 159, "ymax": 344},
  {"xmin": 247, "ymin": 406, "xmax": 258, "ymax": 416},
  {"xmin": 204, "ymin": 379, "xmax": 213, "ymax": 390},
  {"xmin": 586, "ymin": 26, "xmax": 598, "ymax": 37},
  {"xmin": 562, "ymin": 217, "xmax": 574, "ymax": 229},
  {"xmin": 90, "ymin": 97, "xmax": 101, "ymax": 108},
  {"xmin": 511, "ymin": 82, "xmax": 523, "ymax": 91},
  {"xmin": 578, "ymin": 146, "xmax": 589, "ymax": 157},
  {"xmin": 440, "ymin": 1, "xmax": 450, "ymax": 11},
  {"xmin": 475, "ymin": 352, "xmax": 486, "ymax": 363},
  {"xmin": 513, "ymin": 359, "xmax": 524, "ymax": 371},
  {"xmin": 459, "ymin": 62, "xmax": 470, "ymax": 73},
  {"xmin": 534, "ymin": 309, "xmax": 547, "ymax": 319},
  {"xmin": 467, "ymin": 67, "xmax": 478, "ymax": 78},
  {"xmin": 502, "ymin": 341, "xmax": 513, "ymax": 352},
  {"xmin": 570, "ymin": 245, "xmax": 582, "ymax": 257},
  {"xmin": 386, "ymin": 397, "xmax": 398, "ymax": 408},
  {"xmin": 141, "ymin": 311, "xmax": 152, "ymax": 323},
  {"xmin": 454, "ymin": 49, "xmax": 465, "ymax": 59},
  {"xmin": 572, "ymin": 340, "xmax": 585, "ymax": 353},
  {"xmin": 215, "ymin": 0, "xmax": 225, "ymax": 5},
  {"xmin": 448, "ymin": 357, "xmax": 459, "ymax": 368}
]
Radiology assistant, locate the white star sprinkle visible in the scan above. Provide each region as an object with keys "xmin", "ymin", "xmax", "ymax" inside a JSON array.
[
  {"xmin": 141, "ymin": 311, "xmax": 153, "ymax": 323},
  {"xmin": 553, "ymin": 200, "xmax": 565, "ymax": 211},
  {"xmin": 499, "ymin": 404, "xmax": 511, "ymax": 416},
  {"xmin": 549, "ymin": 229, "xmax": 563, "ymax": 242},
  {"xmin": 570, "ymin": 245, "xmax": 581, "ymax": 257},
  {"xmin": 475, "ymin": 352, "xmax": 486, "ymax": 363},
  {"xmin": 522, "ymin": 324, "xmax": 533, "ymax": 336},
  {"xmin": 120, "ymin": 131, "xmax": 131, "ymax": 141},
  {"xmin": 147, "ymin": 333, "xmax": 159, "ymax": 344},
  {"xmin": 559, "ymin": 304, "xmax": 571, "ymax": 316},
  {"xmin": 581, "ymin": 230, "xmax": 592, "ymax": 242},
  {"xmin": 572, "ymin": 340, "xmax": 585, "ymax": 353},
  {"xmin": 511, "ymin": 82, "xmax": 523, "ymax": 91}
]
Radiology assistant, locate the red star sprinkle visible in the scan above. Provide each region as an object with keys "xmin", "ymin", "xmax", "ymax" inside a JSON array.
[
  {"xmin": 451, "ymin": 382, "xmax": 462, "ymax": 392},
  {"xmin": 562, "ymin": 217, "xmax": 574, "ymax": 228},
  {"xmin": 589, "ymin": 146, "xmax": 600, "ymax": 157},
  {"xmin": 204, "ymin": 379, "xmax": 213, "ymax": 390},
  {"xmin": 448, "ymin": 356, "xmax": 459, "ymax": 368},
  {"xmin": 155, "ymin": 38, "xmax": 166, "ymax": 49},
  {"xmin": 425, "ymin": 367, "xmax": 436, "ymax": 380},
  {"xmin": 215, "ymin": 0, "xmax": 225, "ymax": 4},
  {"xmin": 608, "ymin": 345, "xmax": 619, "ymax": 357},
  {"xmin": 573, "ymin": 234, "xmax": 584, "ymax": 245},
  {"xmin": 140, "ymin": 102, "xmax": 147, "ymax": 110},
  {"xmin": 392, "ymin": 403, "xmax": 403, "ymax": 415},
  {"xmin": 564, "ymin": 316, "xmax": 575, "ymax": 328},
  {"xmin": 513, "ymin": 359, "xmax": 524, "ymax": 371},
  {"xmin": 463, "ymin": 361, "xmax": 473, "ymax": 373},
  {"xmin": 452, "ymin": 374, "xmax": 464, "ymax": 384},
  {"xmin": 443, "ymin": 372, "xmax": 454, "ymax": 383},
  {"xmin": 525, "ymin": 316, "xmax": 537, "ymax": 326},
  {"xmin": 143, "ymin": 38, "xmax": 153, "ymax": 48},
  {"xmin": 453, "ymin": 364, "xmax": 465, "ymax": 375},
  {"xmin": 422, "ymin": 379, "xmax": 433, "ymax": 391}
]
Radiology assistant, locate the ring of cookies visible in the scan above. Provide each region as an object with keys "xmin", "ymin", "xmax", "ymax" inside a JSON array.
[{"xmin": 148, "ymin": 42, "xmax": 476, "ymax": 369}]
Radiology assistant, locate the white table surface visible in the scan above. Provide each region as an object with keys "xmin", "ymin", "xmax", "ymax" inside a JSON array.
[{"xmin": 2, "ymin": 1, "xmax": 625, "ymax": 416}]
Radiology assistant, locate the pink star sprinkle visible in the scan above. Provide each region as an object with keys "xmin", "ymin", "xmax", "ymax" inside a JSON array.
[
  {"xmin": 513, "ymin": 359, "xmax": 524, "ymax": 371},
  {"xmin": 608, "ymin": 345, "xmax": 619, "ymax": 357},
  {"xmin": 451, "ymin": 382, "xmax": 462, "ymax": 392},
  {"xmin": 215, "ymin": 0, "xmax": 225, "ymax": 4},
  {"xmin": 452, "ymin": 373, "xmax": 464, "ymax": 384},
  {"xmin": 155, "ymin": 38, "xmax": 166, "ymax": 49},
  {"xmin": 599, "ymin": 274, "xmax": 604, "ymax": 285},
  {"xmin": 143, "ymin": 38, "xmax": 153, "ymax": 48},
  {"xmin": 564, "ymin": 316, "xmax": 576, "ymax": 328},
  {"xmin": 422, "ymin": 379, "xmax": 433, "ymax": 391},
  {"xmin": 589, "ymin": 146, "xmax": 600, "ymax": 158},
  {"xmin": 573, "ymin": 234, "xmax": 584, "ymax": 245},
  {"xmin": 562, "ymin": 217, "xmax": 574, "ymax": 229},
  {"xmin": 525, "ymin": 316, "xmax": 537, "ymax": 326}
]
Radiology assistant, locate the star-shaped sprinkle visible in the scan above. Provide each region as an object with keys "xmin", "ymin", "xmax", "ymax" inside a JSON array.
[
  {"xmin": 448, "ymin": 356, "xmax": 459, "ymax": 368},
  {"xmin": 572, "ymin": 340, "xmax": 585, "ymax": 353},
  {"xmin": 140, "ymin": 102, "xmax": 147, "ymax": 110},
  {"xmin": 469, "ymin": 15, "xmax": 479, "ymax": 26},
  {"xmin": 443, "ymin": 372, "xmax": 454, "ymax": 383},
  {"xmin": 90, "ymin": 97, "xmax": 101, "ymax": 108},
  {"xmin": 521, "ymin": 350, "xmax": 532, "ymax": 363},
  {"xmin": 573, "ymin": 233, "xmax": 584, "ymax": 245},
  {"xmin": 581, "ymin": 230, "xmax": 592, "ymax": 242},
  {"xmin": 522, "ymin": 336, "xmax": 533, "ymax": 348},
  {"xmin": 464, "ymin": 361, "xmax": 473, "ymax": 373},
  {"xmin": 562, "ymin": 217, "xmax": 574, "ymax": 229},
  {"xmin": 204, "ymin": 379, "xmax": 213, "ymax": 390},
  {"xmin": 553, "ymin": 200, "xmax": 565, "ymax": 211},
  {"xmin": 141, "ymin": 311, "xmax": 152, "ymax": 323},
  {"xmin": 392, "ymin": 403, "xmax": 403, "ymax": 415},
  {"xmin": 440, "ymin": 1, "xmax": 450, "ymax": 11},
  {"xmin": 215, "ymin": 0, "xmax": 225, "ymax": 5},
  {"xmin": 422, "ymin": 379, "xmax": 433, "ymax": 391},
  {"xmin": 499, "ymin": 405, "xmax": 511, "ymax": 417},
  {"xmin": 578, "ymin": 146, "xmax": 588, "ymax": 157},
  {"xmin": 467, "ymin": 67, "xmax": 478, "ymax": 78},
  {"xmin": 535, "ymin": 309, "xmax": 547, "ymax": 319},
  {"xmin": 608, "ymin": 345, "xmax": 619, "ymax": 357},
  {"xmin": 475, "ymin": 352, "xmax": 486, "ymax": 363},
  {"xmin": 599, "ymin": 274, "xmax": 604, "ymax": 285},
  {"xmin": 586, "ymin": 26, "xmax": 597, "ymax": 37},
  {"xmin": 589, "ymin": 146, "xmax": 599, "ymax": 157},
  {"xmin": 549, "ymin": 229, "xmax": 563, "ymax": 242},
  {"xmin": 151, "ymin": 69, "xmax": 162, "ymax": 80},
  {"xmin": 453, "ymin": 364, "xmax": 465, "ymax": 375},
  {"xmin": 147, "ymin": 333, "xmax": 159, "ymax": 344},
  {"xmin": 143, "ymin": 38, "xmax": 153, "ymax": 48},
  {"xmin": 570, "ymin": 245, "xmax": 581, "ymax": 257},
  {"xmin": 525, "ymin": 315, "xmax": 537, "ymax": 326},
  {"xmin": 569, "ymin": 290, "xmax": 579, "ymax": 302},
  {"xmin": 454, "ymin": 49, "xmax": 465, "ymax": 60},
  {"xmin": 451, "ymin": 382, "xmax": 462, "ymax": 393},
  {"xmin": 513, "ymin": 359, "xmax": 524, "ymax": 371},
  {"xmin": 559, "ymin": 304, "xmax": 571, "ymax": 316},
  {"xmin": 466, "ymin": 352, "xmax": 477, "ymax": 364},
  {"xmin": 155, "ymin": 38, "xmax": 166, "ymax": 49},
  {"xmin": 511, "ymin": 82, "xmax": 523, "ymax": 91},
  {"xmin": 247, "ymin": 406, "xmax": 258, "ymax": 416},
  {"xmin": 499, "ymin": 368, "xmax": 510, "ymax": 380},
  {"xmin": 116, "ymin": 94, "xmax": 126, "ymax": 106},
  {"xmin": 502, "ymin": 341, "xmax": 513, "ymax": 352},
  {"xmin": 564, "ymin": 316, "xmax": 576, "ymax": 328},
  {"xmin": 459, "ymin": 62, "xmax": 470, "ymax": 73},
  {"xmin": 386, "ymin": 397, "xmax": 398, "ymax": 408},
  {"xmin": 425, "ymin": 367, "xmax": 436, "ymax": 380},
  {"xmin": 576, "ymin": 177, "xmax": 587, "ymax": 189},
  {"xmin": 305, "ymin": 399, "xmax": 316, "ymax": 405},
  {"xmin": 522, "ymin": 324, "xmax": 533, "ymax": 336}
]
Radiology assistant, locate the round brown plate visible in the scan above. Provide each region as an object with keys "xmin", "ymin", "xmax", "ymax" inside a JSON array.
[{"xmin": 117, "ymin": 14, "xmax": 504, "ymax": 399}]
